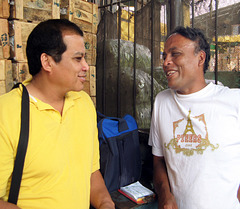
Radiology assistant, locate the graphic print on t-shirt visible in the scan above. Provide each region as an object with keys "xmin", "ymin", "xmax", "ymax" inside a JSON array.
[{"xmin": 165, "ymin": 110, "xmax": 219, "ymax": 156}]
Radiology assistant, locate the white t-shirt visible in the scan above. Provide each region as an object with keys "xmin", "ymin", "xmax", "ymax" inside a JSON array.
[{"xmin": 149, "ymin": 82, "xmax": 240, "ymax": 209}]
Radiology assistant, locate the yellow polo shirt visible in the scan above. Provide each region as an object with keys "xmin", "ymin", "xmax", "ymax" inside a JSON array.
[{"xmin": 0, "ymin": 82, "xmax": 99, "ymax": 209}]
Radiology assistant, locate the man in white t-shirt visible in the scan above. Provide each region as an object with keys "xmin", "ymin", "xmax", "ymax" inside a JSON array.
[{"xmin": 148, "ymin": 26, "xmax": 240, "ymax": 209}]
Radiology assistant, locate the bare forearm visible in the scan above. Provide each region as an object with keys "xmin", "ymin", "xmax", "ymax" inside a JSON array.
[
  {"xmin": 237, "ymin": 185, "xmax": 240, "ymax": 202},
  {"xmin": 90, "ymin": 170, "xmax": 115, "ymax": 209},
  {"xmin": 153, "ymin": 156, "xmax": 171, "ymax": 196},
  {"xmin": 0, "ymin": 200, "xmax": 21, "ymax": 209},
  {"xmin": 153, "ymin": 156, "xmax": 178, "ymax": 209},
  {"xmin": 95, "ymin": 202, "xmax": 115, "ymax": 209}
]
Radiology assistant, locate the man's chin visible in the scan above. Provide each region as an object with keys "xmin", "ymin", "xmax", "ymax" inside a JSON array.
[
  {"xmin": 70, "ymin": 86, "xmax": 85, "ymax": 92},
  {"xmin": 167, "ymin": 83, "xmax": 176, "ymax": 90}
]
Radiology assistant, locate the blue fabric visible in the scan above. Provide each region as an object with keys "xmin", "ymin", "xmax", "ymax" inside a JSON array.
[
  {"xmin": 99, "ymin": 115, "xmax": 137, "ymax": 139},
  {"xmin": 97, "ymin": 112, "xmax": 141, "ymax": 192}
]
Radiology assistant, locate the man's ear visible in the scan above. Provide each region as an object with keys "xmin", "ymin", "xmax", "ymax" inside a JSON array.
[
  {"xmin": 198, "ymin": 50, "xmax": 206, "ymax": 67},
  {"xmin": 40, "ymin": 53, "xmax": 53, "ymax": 73}
]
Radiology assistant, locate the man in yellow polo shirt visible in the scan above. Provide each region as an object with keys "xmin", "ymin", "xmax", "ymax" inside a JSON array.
[{"xmin": 0, "ymin": 19, "xmax": 114, "ymax": 209}]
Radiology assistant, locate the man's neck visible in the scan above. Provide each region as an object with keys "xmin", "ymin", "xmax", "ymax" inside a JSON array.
[{"xmin": 26, "ymin": 77, "xmax": 66, "ymax": 115}]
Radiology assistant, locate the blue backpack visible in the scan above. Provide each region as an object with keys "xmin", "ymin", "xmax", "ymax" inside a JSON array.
[{"xmin": 97, "ymin": 112, "xmax": 142, "ymax": 192}]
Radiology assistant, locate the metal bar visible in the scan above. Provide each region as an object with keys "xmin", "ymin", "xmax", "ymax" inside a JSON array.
[
  {"xmin": 110, "ymin": 0, "xmax": 113, "ymax": 12},
  {"xmin": 102, "ymin": 9, "xmax": 106, "ymax": 114},
  {"xmin": 133, "ymin": 0, "xmax": 137, "ymax": 118},
  {"xmin": 128, "ymin": 1, "xmax": 130, "ymax": 40},
  {"xmin": 159, "ymin": 5, "xmax": 162, "ymax": 50},
  {"xmin": 164, "ymin": 4, "xmax": 166, "ymax": 36},
  {"xmin": 117, "ymin": 3, "xmax": 122, "ymax": 117},
  {"xmin": 151, "ymin": 0, "xmax": 154, "ymax": 114},
  {"xmin": 169, "ymin": 0, "xmax": 182, "ymax": 32},
  {"xmin": 192, "ymin": 0, "xmax": 194, "ymax": 28},
  {"xmin": 215, "ymin": 0, "xmax": 218, "ymax": 84}
]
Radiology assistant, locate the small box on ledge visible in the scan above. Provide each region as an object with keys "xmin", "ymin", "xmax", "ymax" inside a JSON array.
[{"xmin": 118, "ymin": 181, "xmax": 155, "ymax": 205}]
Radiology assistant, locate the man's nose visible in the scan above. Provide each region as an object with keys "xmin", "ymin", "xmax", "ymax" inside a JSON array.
[
  {"xmin": 163, "ymin": 55, "xmax": 172, "ymax": 67},
  {"xmin": 83, "ymin": 58, "xmax": 90, "ymax": 71}
]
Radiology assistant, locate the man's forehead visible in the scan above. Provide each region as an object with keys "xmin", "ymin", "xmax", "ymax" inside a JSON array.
[{"xmin": 164, "ymin": 34, "xmax": 196, "ymax": 51}]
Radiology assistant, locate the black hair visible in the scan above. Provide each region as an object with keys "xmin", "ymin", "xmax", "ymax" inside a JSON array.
[
  {"xmin": 26, "ymin": 19, "xmax": 84, "ymax": 76},
  {"xmin": 169, "ymin": 26, "xmax": 210, "ymax": 73}
]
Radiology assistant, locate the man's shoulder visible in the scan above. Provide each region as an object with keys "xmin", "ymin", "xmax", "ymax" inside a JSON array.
[
  {"xmin": 152, "ymin": 89, "xmax": 174, "ymax": 108},
  {"xmin": 0, "ymin": 88, "xmax": 21, "ymax": 107},
  {"xmin": 213, "ymin": 83, "xmax": 240, "ymax": 97},
  {"xmin": 0, "ymin": 89, "xmax": 21, "ymax": 121},
  {"xmin": 155, "ymin": 88, "xmax": 172, "ymax": 99}
]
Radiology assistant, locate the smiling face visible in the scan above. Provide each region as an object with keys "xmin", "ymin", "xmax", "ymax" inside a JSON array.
[
  {"xmin": 163, "ymin": 33, "xmax": 206, "ymax": 94},
  {"xmin": 49, "ymin": 32, "xmax": 89, "ymax": 94}
]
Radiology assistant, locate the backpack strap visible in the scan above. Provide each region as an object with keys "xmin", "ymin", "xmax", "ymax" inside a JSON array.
[
  {"xmin": 97, "ymin": 112, "xmax": 129, "ymax": 132},
  {"xmin": 8, "ymin": 84, "xmax": 30, "ymax": 204}
]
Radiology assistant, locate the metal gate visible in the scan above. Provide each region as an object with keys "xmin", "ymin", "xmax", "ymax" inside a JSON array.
[{"xmin": 95, "ymin": 0, "xmax": 240, "ymax": 130}]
